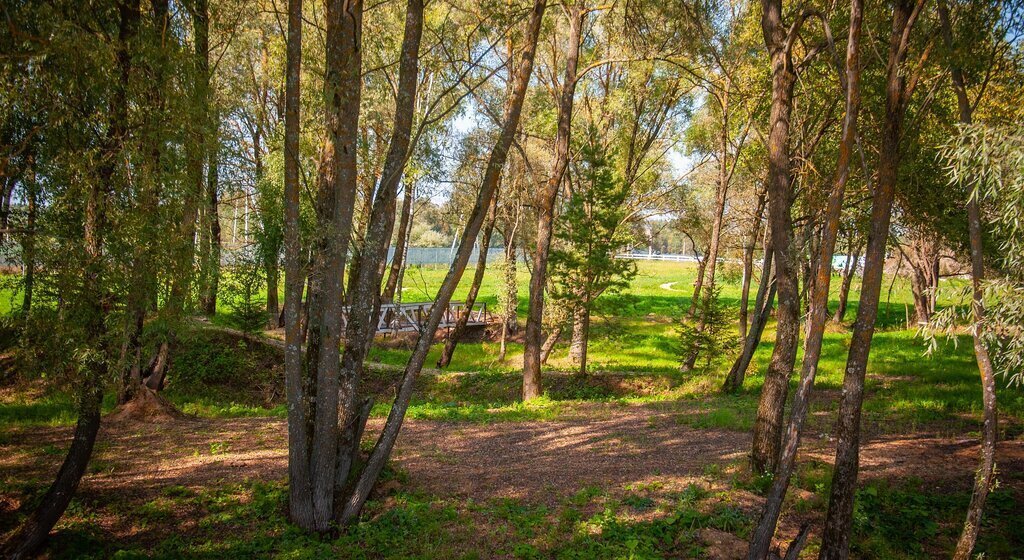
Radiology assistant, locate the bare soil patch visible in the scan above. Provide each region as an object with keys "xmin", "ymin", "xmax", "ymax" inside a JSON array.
[{"xmin": 1, "ymin": 407, "xmax": 1021, "ymax": 550}]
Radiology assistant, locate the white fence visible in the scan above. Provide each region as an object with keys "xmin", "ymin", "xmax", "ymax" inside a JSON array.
[{"xmin": 614, "ymin": 252, "xmax": 701, "ymax": 262}]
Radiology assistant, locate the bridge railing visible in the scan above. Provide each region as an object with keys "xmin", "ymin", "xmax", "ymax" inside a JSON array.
[{"xmin": 341, "ymin": 301, "xmax": 492, "ymax": 334}]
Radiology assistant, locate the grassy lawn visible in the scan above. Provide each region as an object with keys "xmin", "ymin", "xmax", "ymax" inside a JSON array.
[{"xmin": 2, "ymin": 261, "xmax": 1022, "ymax": 559}]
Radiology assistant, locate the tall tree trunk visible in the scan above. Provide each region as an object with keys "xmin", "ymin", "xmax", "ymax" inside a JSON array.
[
  {"xmin": 21, "ymin": 153, "xmax": 36, "ymax": 315},
  {"xmin": 282, "ymin": 0, "xmax": 311, "ymax": 532},
  {"xmin": 819, "ymin": 2, "xmax": 925, "ymax": 557},
  {"xmin": 335, "ymin": 0, "xmax": 547, "ymax": 525},
  {"xmin": 751, "ymin": 0, "xmax": 803, "ymax": 476},
  {"xmin": 1, "ymin": 3, "xmax": 138, "ymax": 557},
  {"xmin": 682, "ymin": 84, "xmax": 732, "ymax": 371},
  {"xmin": 522, "ymin": 6, "xmax": 583, "ymax": 401},
  {"xmin": 937, "ymin": 1, "xmax": 998, "ymax": 557},
  {"xmin": 832, "ymin": 239, "xmax": 862, "ymax": 323},
  {"xmin": 118, "ymin": 0, "xmax": 168, "ymax": 405},
  {"xmin": 748, "ymin": 1, "xmax": 863, "ymax": 555},
  {"xmin": 332, "ymin": 0, "xmax": 423, "ymax": 519},
  {"xmin": 201, "ymin": 117, "xmax": 221, "ymax": 316},
  {"xmin": 167, "ymin": 0, "xmax": 211, "ymax": 316},
  {"xmin": 739, "ymin": 184, "xmax": 768, "ymax": 340},
  {"xmin": 723, "ymin": 240, "xmax": 775, "ymax": 393},
  {"xmin": 302, "ymin": 0, "xmax": 363, "ymax": 532},
  {"xmin": 146, "ymin": 0, "xmax": 211, "ymax": 393},
  {"xmin": 382, "ymin": 179, "xmax": 414, "ymax": 302},
  {"xmin": 498, "ymin": 231, "xmax": 518, "ymax": 361},
  {"xmin": 438, "ymin": 193, "xmax": 498, "ymax": 368}
]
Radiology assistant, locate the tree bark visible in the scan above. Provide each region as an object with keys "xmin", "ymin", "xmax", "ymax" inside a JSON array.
[
  {"xmin": 201, "ymin": 116, "xmax": 221, "ymax": 316},
  {"xmin": 331, "ymin": 0, "xmax": 423, "ymax": 521},
  {"xmin": 523, "ymin": 6, "xmax": 584, "ymax": 400},
  {"xmin": 682, "ymin": 83, "xmax": 732, "ymax": 371},
  {"xmin": 382, "ymin": 178, "xmax": 414, "ymax": 303},
  {"xmin": 438, "ymin": 193, "xmax": 498, "ymax": 368},
  {"xmin": 282, "ymin": 0, "xmax": 311, "ymax": 532},
  {"xmin": 748, "ymin": 1, "xmax": 863, "ymax": 554},
  {"xmin": 937, "ymin": 1, "xmax": 998, "ymax": 557},
  {"xmin": 751, "ymin": 0, "xmax": 803, "ymax": 476},
  {"xmin": 21, "ymin": 152, "xmax": 36, "ymax": 315},
  {"xmin": 335, "ymin": 0, "xmax": 547, "ymax": 525},
  {"xmin": 304, "ymin": 0, "xmax": 363, "ymax": 532},
  {"xmin": 739, "ymin": 184, "xmax": 768, "ymax": 340},
  {"xmin": 819, "ymin": 2, "xmax": 925, "ymax": 557},
  {"xmin": 498, "ymin": 231, "xmax": 518, "ymax": 361},
  {"xmin": 723, "ymin": 240, "xmax": 775, "ymax": 393},
  {"xmin": 569, "ymin": 302, "xmax": 586, "ymax": 365},
  {"xmin": 904, "ymin": 229, "xmax": 939, "ymax": 325},
  {"xmin": 832, "ymin": 239, "xmax": 862, "ymax": 323},
  {"xmin": 540, "ymin": 325, "xmax": 561, "ymax": 365}
]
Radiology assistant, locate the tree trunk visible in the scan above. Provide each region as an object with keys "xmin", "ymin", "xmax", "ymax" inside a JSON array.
[
  {"xmin": 686, "ymin": 245, "xmax": 710, "ymax": 318},
  {"xmin": 334, "ymin": 0, "xmax": 546, "ymax": 525},
  {"xmin": 266, "ymin": 259, "xmax": 280, "ymax": 329},
  {"xmin": 283, "ymin": 0, "xmax": 364, "ymax": 532},
  {"xmin": 498, "ymin": 233, "xmax": 518, "ymax": 361},
  {"xmin": 330, "ymin": 0, "xmax": 423, "ymax": 524},
  {"xmin": 904, "ymin": 230, "xmax": 938, "ymax": 325},
  {"xmin": 937, "ymin": 1, "xmax": 998, "ymax": 557},
  {"xmin": 1, "ymin": 3, "xmax": 138, "ymax": 557},
  {"xmin": 569, "ymin": 303, "xmax": 586, "ymax": 365},
  {"xmin": 21, "ymin": 153, "xmax": 36, "ymax": 315},
  {"xmin": 382, "ymin": 178, "xmax": 414, "ymax": 303},
  {"xmin": 748, "ymin": 1, "xmax": 863, "ymax": 554},
  {"xmin": 117, "ymin": 0, "xmax": 169, "ymax": 406},
  {"xmin": 167, "ymin": 0, "xmax": 211, "ymax": 317},
  {"xmin": 751, "ymin": 0, "xmax": 802, "ymax": 476},
  {"xmin": 819, "ymin": 3, "xmax": 924, "ymax": 557},
  {"xmin": 522, "ymin": 5, "xmax": 583, "ymax": 401},
  {"xmin": 723, "ymin": 241, "xmax": 775, "ymax": 393},
  {"xmin": 438, "ymin": 193, "xmax": 498, "ymax": 368},
  {"xmin": 832, "ymin": 240, "xmax": 862, "ymax": 323},
  {"xmin": 682, "ymin": 84, "xmax": 732, "ymax": 371},
  {"xmin": 540, "ymin": 325, "xmax": 561, "ymax": 365},
  {"xmin": 739, "ymin": 184, "xmax": 768, "ymax": 340},
  {"xmin": 282, "ymin": 0, "xmax": 311, "ymax": 533},
  {"xmin": 577, "ymin": 302, "xmax": 590, "ymax": 376},
  {"xmin": 201, "ymin": 117, "xmax": 221, "ymax": 316}
]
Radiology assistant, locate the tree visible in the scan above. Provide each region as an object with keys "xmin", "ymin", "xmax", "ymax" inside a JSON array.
[
  {"xmin": 1, "ymin": 0, "xmax": 142, "ymax": 555},
  {"xmin": 750, "ymin": 0, "xmax": 831, "ymax": 475},
  {"xmin": 550, "ymin": 129, "xmax": 637, "ymax": 375},
  {"xmin": 523, "ymin": 1, "xmax": 585, "ymax": 400},
  {"xmin": 819, "ymin": 2, "xmax": 928, "ymax": 556},
  {"xmin": 936, "ymin": 1, "xmax": 1021, "ymax": 547},
  {"xmin": 748, "ymin": 0, "xmax": 863, "ymax": 554}
]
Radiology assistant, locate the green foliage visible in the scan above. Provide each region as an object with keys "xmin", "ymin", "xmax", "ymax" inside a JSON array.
[
  {"xmin": 678, "ymin": 285, "xmax": 739, "ymax": 370},
  {"xmin": 550, "ymin": 127, "xmax": 638, "ymax": 315},
  {"xmin": 221, "ymin": 248, "xmax": 268, "ymax": 334},
  {"xmin": 940, "ymin": 124, "xmax": 1024, "ymax": 384}
]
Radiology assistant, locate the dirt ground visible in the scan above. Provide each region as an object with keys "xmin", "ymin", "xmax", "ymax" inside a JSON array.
[{"xmin": 1, "ymin": 406, "xmax": 1022, "ymax": 555}]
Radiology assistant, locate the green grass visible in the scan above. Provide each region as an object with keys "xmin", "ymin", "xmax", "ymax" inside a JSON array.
[{"xmin": 3, "ymin": 261, "xmax": 1020, "ymax": 433}]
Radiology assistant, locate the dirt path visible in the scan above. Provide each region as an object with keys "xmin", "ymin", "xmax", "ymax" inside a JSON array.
[
  {"xmin": 4, "ymin": 408, "xmax": 1021, "ymax": 511},
  {"xmin": 3, "ymin": 407, "xmax": 1023, "ymax": 556}
]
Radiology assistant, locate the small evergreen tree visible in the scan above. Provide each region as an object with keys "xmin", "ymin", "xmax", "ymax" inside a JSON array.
[{"xmin": 550, "ymin": 128, "xmax": 637, "ymax": 375}]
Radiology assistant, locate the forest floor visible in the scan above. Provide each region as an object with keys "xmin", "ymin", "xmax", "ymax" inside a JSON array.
[{"xmin": 2, "ymin": 397, "xmax": 1023, "ymax": 559}]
